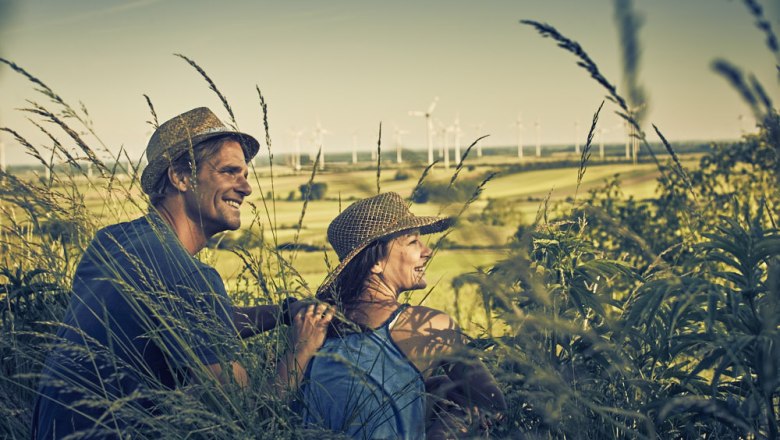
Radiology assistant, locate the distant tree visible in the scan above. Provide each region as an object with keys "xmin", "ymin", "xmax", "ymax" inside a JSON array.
[{"xmin": 299, "ymin": 182, "xmax": 327, "ymax": 201}]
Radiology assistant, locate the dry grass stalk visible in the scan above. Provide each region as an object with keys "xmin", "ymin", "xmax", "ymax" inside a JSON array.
[
  {"xmin": 652, "ymin": 124, "xmax": 696, "ymax": 200},
  {"xmin": 409, "ymin": 160, "xmax": 438, "ymax": 207},
  {"xmin": 290, "ymin": 148, "xmax": 322, "ymax": 264},
  {"xmin": 375, "ymin": 122, "xmax": 382, "ymax": 195},
  {"xmin": 255, "ymin": 86, "xmax": 279, "ymax": 247},
  {"xmin": 21, "ymin": 104, "xmax": 109, "ymax": 178},
  {"xmin": 575, "ymin": 100, "xmax": 603, "ymax": 200},
  {"xmin": 143, "ymin": 94, "xmax": 159, "ymax": 129},
  {"xmin": 448, "ymin": 135, "xmax": 488, "ymax": 189},
  {"xmin": 175, "ymin": 53, "xmax": 237, "ymax": 129},
  {"xmin": 741, "ymin": 0, "xmax": 780, "ymax": 68}
]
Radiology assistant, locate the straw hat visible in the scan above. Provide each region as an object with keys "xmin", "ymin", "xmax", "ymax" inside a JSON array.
[
  {"xmin": 140, "ymin": 107, "xmax": 260, "ymax": 195},
  {"xmin": 317, "ymin": 192, "xmax": 454, "ymax": 295}
]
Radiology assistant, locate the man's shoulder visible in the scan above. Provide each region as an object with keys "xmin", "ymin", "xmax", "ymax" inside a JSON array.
[{"xmin": 89, "ymin": 216, "xmax": 212, "ymax": 278}]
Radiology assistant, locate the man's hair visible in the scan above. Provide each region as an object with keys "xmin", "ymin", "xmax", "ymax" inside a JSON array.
[{"xmin": 148, "ymin": 135, "xmax": 245, "ymax": 207}]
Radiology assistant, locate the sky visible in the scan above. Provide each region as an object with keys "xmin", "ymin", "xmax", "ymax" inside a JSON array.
[{"xmin": 0, "ymin": 0, "xmax": 778, "ymax": 166}]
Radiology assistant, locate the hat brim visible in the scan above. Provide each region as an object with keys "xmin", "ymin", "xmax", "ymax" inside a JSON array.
[
  {"xmin": 316, "ymin": 215, "xmax": 454, "ymax": 297},
  {"xmin": 141, "ymin": 130, "xmax": 260, "ymax": 195}
]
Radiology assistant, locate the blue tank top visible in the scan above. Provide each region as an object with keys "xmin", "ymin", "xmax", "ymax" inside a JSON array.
[{"xmin": 300, "ymin": 304, "xmax": 425, "ymax": 439}]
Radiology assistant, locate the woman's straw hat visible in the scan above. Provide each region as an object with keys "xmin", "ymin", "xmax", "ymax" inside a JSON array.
[
  {"xmin": 140, "ymin": 107, "xmax": 260, "ymax": 195},
  {"xmin": 317, "ymin": 192, "xmax": 454, "ymax": 296}
]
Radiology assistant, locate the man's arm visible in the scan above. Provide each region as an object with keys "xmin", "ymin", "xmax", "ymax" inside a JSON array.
[
  {"xmin": 232, "ymin": 299, "xmax": 309, "ymax": 339},
  {"xmin": 232, "ymin": 305, "xmax": 279, "ymax": 339},
  {"xmin": 204, "ymin": 361, "xmax": 250, "ymax": 388},
  {"xmin": 209, "ymin": 302, "xmax": 331, "ymax": 394}
]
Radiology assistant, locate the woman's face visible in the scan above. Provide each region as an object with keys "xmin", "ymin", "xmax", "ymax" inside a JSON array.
[{"xmin": 372, "ymin": 229, "xmax": 432, "ymax": 294}]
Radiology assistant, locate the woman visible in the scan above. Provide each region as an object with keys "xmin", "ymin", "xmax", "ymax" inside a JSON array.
[{"xmin": 300, "ymin": 192, "xmax": 506, "ymax": 439}]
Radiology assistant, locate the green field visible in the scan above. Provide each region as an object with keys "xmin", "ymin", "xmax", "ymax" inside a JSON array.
[{"xmin": 15, "ymin": 156, "xmax": 684, "ymax": 334}]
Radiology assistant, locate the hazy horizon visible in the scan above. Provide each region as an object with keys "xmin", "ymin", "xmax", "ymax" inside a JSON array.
[{"xmin": 1, "ymin": 0, "xmax": 778, "ymax": 166}]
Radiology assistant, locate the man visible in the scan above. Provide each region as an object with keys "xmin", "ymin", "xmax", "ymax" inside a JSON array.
[{"xmin": 32, "ymin": 107, "xmax": 331, "ymax": 439}]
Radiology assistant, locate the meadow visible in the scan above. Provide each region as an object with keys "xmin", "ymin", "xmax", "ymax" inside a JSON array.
[{"xmin": 1, "ymin": 2, "xmax": 779, "ymax": 439}]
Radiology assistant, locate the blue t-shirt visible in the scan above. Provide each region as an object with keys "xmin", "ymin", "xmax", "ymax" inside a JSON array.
[
  {"xmin": 32, "ymin": 214, "xmax": 236, "ymax": 439},
  {"xmin": 300, "ymin": 304, "xmax": 426, "ymax": 440}
]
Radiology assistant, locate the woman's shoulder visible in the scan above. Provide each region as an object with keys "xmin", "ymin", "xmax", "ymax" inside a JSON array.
[{"xmin": 400, "ymin": 305, "xmax": 461, "ymax": 333}]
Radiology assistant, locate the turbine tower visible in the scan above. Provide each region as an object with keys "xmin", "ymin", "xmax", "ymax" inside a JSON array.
[
  {"xmin": 514, "ymin": 114, "xmax": 525, "ymax": 160},
  {"xmin": 624, "ymin": 120, "xmax": 631, "ymax": 160},
  {"xmin": 408, "ymin": 97, "xmax": 438, "ymax": 165},
  {"xmin": 289, "ymin": 128, "xmax": 304, "ymax": 171},
  {"xmin": 597, "ymin": 127, "xmax": 605, "ymax": 160},
  {"xmin": 598, "ymin": 122, "xmax": 623, "ymax": 159},
  {"xmin": 535, "ymin": 118, "xmax": 542, "ymax": 158},
  {"xmin": 452, "ymin": 114, "xmax": 463, "ymax": 165},
  {"xmin": 394, "ymin": 126, "xmax": 409, "ymax": 164},
  {"xmin": 473, "ymin": 122, "xmax": 485, "ymax": 157},
  {"xmin": 125, "ymin": 156, "xmax": 133, "ymax": 180},
  {"xmin": 313, "ymin": 119, "xmax": 329, "ymax": 170},
  {"xmin": 574, "ymin": 119, "xmax": 581, "ymax": 155},
  {"xmin": 439, "ymin": 121, "xmax": 451, "ymax": 170},
  {"xmin": 352, "ymin": 131, "xmax": 359, "ymax": 164},
  {"xmin": 0, "ymin": 140, "xmax": 5, "ymax": 175}
]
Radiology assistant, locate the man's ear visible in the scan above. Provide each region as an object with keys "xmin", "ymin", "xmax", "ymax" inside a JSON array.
[{"xmin": 168, "ymin": 168, "xmax": 189, "ymax": 192}]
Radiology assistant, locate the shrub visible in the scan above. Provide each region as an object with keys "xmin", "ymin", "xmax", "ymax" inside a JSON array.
[
  {"xmin": 393, "ymin": 170, "xmax": 410, "ymax": 181},
  {"xmin": 410, "ymin": 178, "xmax": 480, "ymax": 204},
  {"xmin": 299, "ymin": 182, "xmax": 327, "ymax": 201}
]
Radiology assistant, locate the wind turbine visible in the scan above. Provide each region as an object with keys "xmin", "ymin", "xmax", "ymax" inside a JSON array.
[
  {"xmin": 574, "ymin": 119, "xmax": 581, "ymax": 155},
  {"xmin": 0, "ymin": 140, "xmax": 5, "ymax": 175},
  {"xmin": 738, "ymin": 114, "xmax": 746, "ymax": 135},
  {"xmin": 440, "ymin": 122, "xmax": 451, "ymax": 170},
  {"xmin": 473, "ymin": 122, "xmax": 485, "ymax": 157},
  {"xmin": 535, "ymin": 118, "xmax": 542, "ymax": 158},
  {"xmin": 289, "ymin": 128, "xmax": 304, "ymax": 171},
  {"xmin": 597, "ymin": 122, "xmax": 624, "ymax": 159},
  {"xmin": 352, "ymin": 131, "xmax": 359, "ymax": 164},
  {"xmin": 452, "ymin": 114, "xmax": 463, "ymax": 165},
  {"xmin": 394, "ymin": 126, "xmax": 409, "ymax": 164},
  {"xmin": 408, "ymin": 96, "xmax": 438, "ymax": 165},
  {"xmin": 513, "ymin": 114, "xmax": 525, "ymax": 160},
  {"xmin": 313, "ymin": 119, "xmax": 329, "ymax": 170},
  {"xmin": 624, "ymin": 120, "xmax": 631, "ymax": 160},
  {"xmin": 125, "ymin": 155, "xmax": 133, "ymax": 180},
  {"xmin": 597, "ymin": 127, "xmax": 606, "ymax": 160}
]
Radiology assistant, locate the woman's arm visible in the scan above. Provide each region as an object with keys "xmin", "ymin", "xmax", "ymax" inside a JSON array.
[{"xmin": 274, "ymin": 302, "xmax": 333, "ymax": 395}]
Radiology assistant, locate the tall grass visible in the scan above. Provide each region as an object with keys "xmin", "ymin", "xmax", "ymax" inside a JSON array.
[{"xmin": 1, "ymin": 1, "xmax": 779, "ymax": 439}]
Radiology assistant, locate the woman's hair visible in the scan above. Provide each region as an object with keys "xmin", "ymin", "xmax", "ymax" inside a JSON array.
[{"xmin": 318, "ymin": 238, "xmax": 389, "ymax": 308}]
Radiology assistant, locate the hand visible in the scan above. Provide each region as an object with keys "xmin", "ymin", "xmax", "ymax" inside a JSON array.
[
  {"xmin": 287, "ymin": 298, "xmax": 312, "ymax": 317},
  {"xmin": 290, "ymin": 302, "xmax": 333, "ymax": 354}
]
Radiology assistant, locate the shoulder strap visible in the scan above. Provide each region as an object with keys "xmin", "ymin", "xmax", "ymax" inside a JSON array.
[{"xmin": 382, "ymin": 303, "xmax": 410, "ymax": 330}]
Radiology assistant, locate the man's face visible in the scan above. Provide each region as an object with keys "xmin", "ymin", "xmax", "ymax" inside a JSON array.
[{"xmin": 183, "ymin": 140, "xmax": 252, "ymax": 238}]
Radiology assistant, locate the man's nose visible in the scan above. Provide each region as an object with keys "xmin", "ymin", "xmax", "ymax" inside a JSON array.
[{"xmin": 237, "ymin": 174, "xmax": 252, "ymax": 196}]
